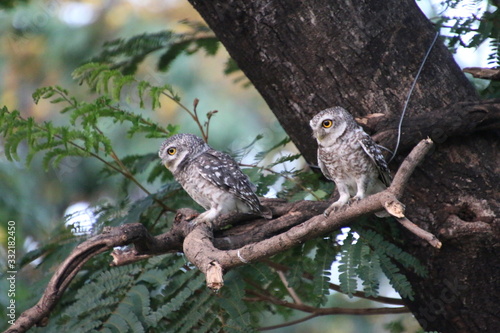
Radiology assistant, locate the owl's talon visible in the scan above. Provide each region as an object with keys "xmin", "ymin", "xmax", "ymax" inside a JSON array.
[
  {"xmin": 324, "ymin": 201, "xmax": 347, "ymax": 217},
  {"xmin": 186, "ymin": 215, "xmax": 198, "ymax": 222},
  {"xmin": 350, "ymin": 196, "xmax": 362, "ymax": 204}
]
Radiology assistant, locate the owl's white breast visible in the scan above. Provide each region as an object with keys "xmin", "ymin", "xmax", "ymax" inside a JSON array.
[{"xmin": 318, "ymin": 130, "xmax": 378, "ymax": 182}]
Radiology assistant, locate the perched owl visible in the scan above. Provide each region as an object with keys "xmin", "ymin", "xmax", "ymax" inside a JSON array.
[
  {"xmin": 309, "ymin": 107, "xmax": 392, "ymax": 217},
  {"xmin": 159, "ymin": 133, "xmax": 272, "ymax": 224}
]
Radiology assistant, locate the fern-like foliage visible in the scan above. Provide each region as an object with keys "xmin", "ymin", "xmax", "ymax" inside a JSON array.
[
  {"xmin": 338, "ymin": 232, "xmax": 360, "ymax": 298},
  {"xmin": 1, "ymin": 77, "xmax": 177, "ymax": 173},
  {"xmin": 0, "ymin": 64, "xmax": 186, "ymax": 224},
  {"xmin": 312, "ymin": 237, "xmax": 338, "ymax": 305},
  {"xmin": 72, "ymin": 62, "xmax": 182, "ymax": 110},
  {"xmin": 436, "ymin": 1, "xmax": 500, "ymax": 67},
  {"xmin": 338, "ymin": 226, "xmax": 428, "ymax": 301},
  {"xmin": 33, "ymin": 255, "xmax": 231, "ymax": 333},
  {"xmin": 83, "ymin": 21, "xmax": 251, "ymax": 87},
  {"xmin": 88, "ymin": 21, "xmax": 219, "ymax": 75}
]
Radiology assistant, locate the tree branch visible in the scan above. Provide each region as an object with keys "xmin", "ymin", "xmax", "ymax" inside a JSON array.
[
  {"xmin": 357, "ymin": 100, "xmax": 500, "ymax": 153},
  {"xmin": 6, "ymin": 224, "xmax": 154, "ymax": 333},
  {"xmin": 258, "ymin": 313, "xmax": 321, "ymax": 331},
  {"xmin": 261, "ymin": 260, "xmax": 406, "ymax": 305},
  {"xmin": 183, "ymin": 139, "xmax": 439, "ymax": 290},
  {"xmin": 7, "ymin": 139, "xmax": 436, "ymax": 333},
  {"xmin": 388, "ymin": 138, "xmax": 434, "ymax": 197},
  {"xmin": 276, "ymin": 269, "xmax": 303, "ymax": 305},
  {"xmin": 396, "ymin": 217, "xmax": 442, "ymax": 248},
  {"xmin": 463, "ymin": 67, "xmax": 500, "ymax": 80},
  {"xmin": 246, "ymin": 289, "xmax": 409, "ymax": 316}
]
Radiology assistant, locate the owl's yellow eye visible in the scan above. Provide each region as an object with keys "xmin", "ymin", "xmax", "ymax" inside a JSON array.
[
  {"xmin": 322, "ymin": 119, "xmax": 333, "ymax": 128},
  {"xmin": 167, "ymin": 147, "xmax": 177, "ymax": 155}
]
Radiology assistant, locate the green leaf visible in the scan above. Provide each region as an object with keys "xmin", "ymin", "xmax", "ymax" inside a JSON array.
[
  {"xmin": 378, "ymin": 252, "xmax": 414, "ymax": 300},
  {"xmin": 254, "ymin": 136, "xmax": 291, "ymax": 162},
  {"xmin": 312, "ymin": 238, "xmax": 337, "ymax": 305},
  {"xmin": 216, "ymin": 271, "xmax": 254, "ymax": 332},
  {"xmin": 355, "ymin": 244, "xmax": 380, "ymax": 298},
  {"xmin": 195, "ymin": 37, "xmax": 220, "ymax": 56},
  {"xmin": 268, "ymin": 153, "xmax": 302, "ymax": 168},
  {"xmin": 338, "ymin": 232, "xmax": 358, "ymax": 297},
  {"xmin": 384, "ymin": 319, "xmax": 406, "ymax": 333},
  {"xmin": 158, "ymin": 40, "xmax": 192, "ymax": 71}
]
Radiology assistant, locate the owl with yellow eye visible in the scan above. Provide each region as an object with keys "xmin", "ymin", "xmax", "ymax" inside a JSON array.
[
  {"xmin": 159, "ymin": 133, "xmax": 272, "ymax": 224},
  {"xmin": 309, "ymin": 107, "xmax": 392, "ymax": 217}
]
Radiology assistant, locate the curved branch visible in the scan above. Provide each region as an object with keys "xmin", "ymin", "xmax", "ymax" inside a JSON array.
[
  {"xmin": 5, "ymin": 224, "xmax": 153, "ymax": 333},
  {"xmin": 244, "ymin": 276, "xmax": 408, "ymax": 331},
  {"xmin": 250, "ymin": 288, "xmax": 408, "ymax": 331}
]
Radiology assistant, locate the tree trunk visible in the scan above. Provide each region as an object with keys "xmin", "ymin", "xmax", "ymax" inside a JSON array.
[{"xmin": 188, "ymin": 0, "xmax": 499, "ymax": 332}]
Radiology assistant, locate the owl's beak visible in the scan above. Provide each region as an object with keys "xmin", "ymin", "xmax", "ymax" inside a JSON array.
[
  {"xmin": 311, "ymin": 129, "xmax": 319, "ymax": 140},
  {"xmin": 315, "ymin": 131, "xmax": 325, "ymax": 141}
]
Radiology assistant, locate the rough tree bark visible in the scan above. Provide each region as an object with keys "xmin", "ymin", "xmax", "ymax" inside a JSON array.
[{"xmin": 187, "ymin": 1, "xmax": 499, "ymax": 332}]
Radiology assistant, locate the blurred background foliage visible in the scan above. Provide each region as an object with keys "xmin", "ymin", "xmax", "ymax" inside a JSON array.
[
  {"xmin": 0, "ymin": 0, "xmax": 279, "ymax": 265},
  {"xmin": 0, "ymin": 0, "xmax": 496, "ymax": 332}
]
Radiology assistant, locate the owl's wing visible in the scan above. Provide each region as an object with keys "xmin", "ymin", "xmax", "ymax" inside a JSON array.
[
  {"xmin": 197, "ymin": 149, "xmax": 262, "ymax": 213},
  {"xmin": 359, "ymin": 135, "xmax": 392, "ymax": 187}
]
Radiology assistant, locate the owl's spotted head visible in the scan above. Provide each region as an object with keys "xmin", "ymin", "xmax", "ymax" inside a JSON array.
[
  {"xmin": 159, "ymin": 133, "xmax": 209, "ymax": 173},
  {"xmin": 309, "ymin": 106, "xmax": 353, "ymax": 145}
]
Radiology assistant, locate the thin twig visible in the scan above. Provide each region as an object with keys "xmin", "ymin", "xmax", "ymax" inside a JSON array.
[
  {"xmin": 163, "ymin": 93, "xmax": 208, "ymax": 141},
  {"xmin": 191, "ymin": 98, "xmax": 208, "ymax": 142},
  {"xmin": 276, "ymin": 270, "xmax": 303, "ymax": 305},
  {"xmin": 258, "ymin": 313, "xmax": 320, "ymax": 331},
  {"xmin": 262, "ymin": 259, "xmax": 405, "ymax": 305},
  {"xmin": 93, "ymin": 126, "xmax": 154, "ymax": 196},
  {"xmin": 247, "ymin": 289, "xmax": 408, "ymax": 315}
]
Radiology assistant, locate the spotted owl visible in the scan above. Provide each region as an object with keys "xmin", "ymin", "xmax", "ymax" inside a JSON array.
[
  {"xmin": 309, "ymin": 107, "xmax": 392, "ymax": 217},
  {"xmin": 159, "ymin": 133, "xmax": 272, "ymax": 224}
]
